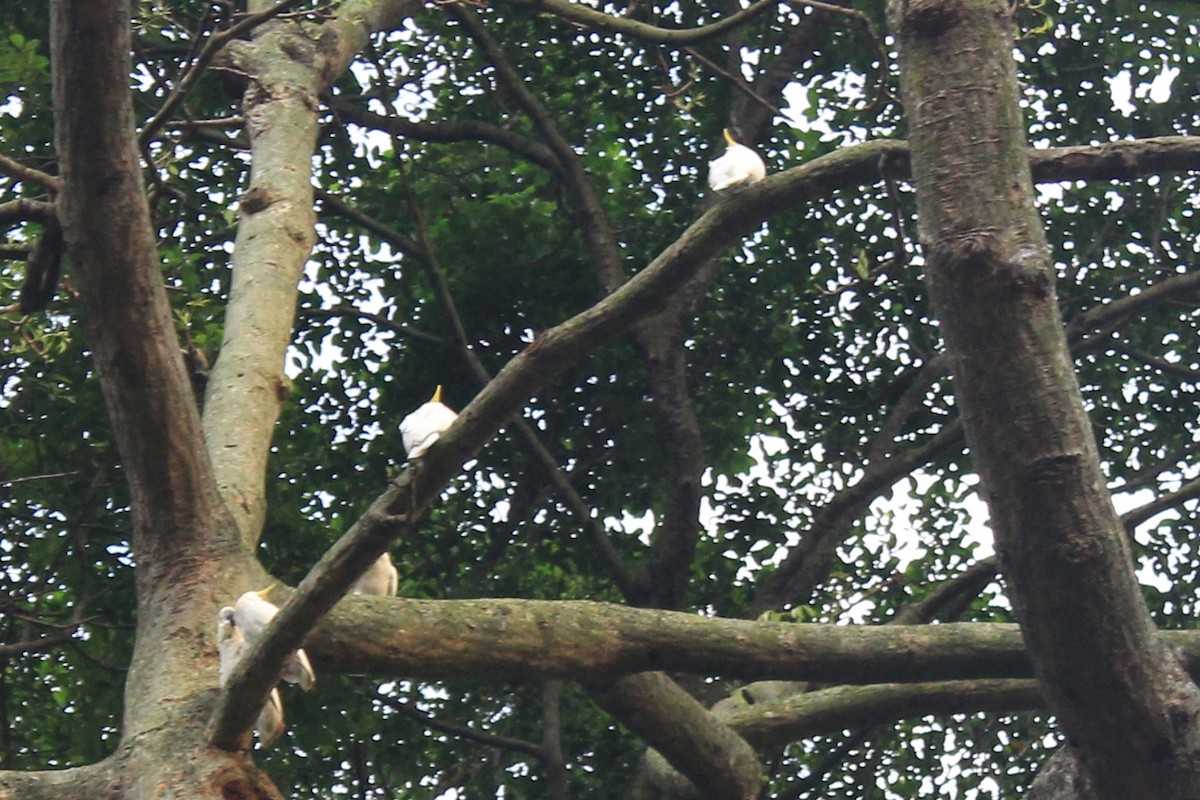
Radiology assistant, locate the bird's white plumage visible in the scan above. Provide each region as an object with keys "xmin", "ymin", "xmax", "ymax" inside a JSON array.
[
  {"xmin": 400, "ymin": 385, "xmax": 458, "ymax": 459},
  {"xmin": 352, "ymin": 552, "xmax": 399, "ymax": 597},
  {"xmin": 231, "ymin": 587, "xmax": 316, "ymax": 691},
  {"xmin": 216, "ymin": 605, "xmax": 286, "ymax": 748},
  {"xmin": 707, "ymin": 129, "xmax": 766, "ymax": 192}
]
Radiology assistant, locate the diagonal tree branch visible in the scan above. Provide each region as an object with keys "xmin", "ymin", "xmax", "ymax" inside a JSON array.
[
  {"xmin": 0, "ymin": 153, "xmax": 61, "ymax": 194},
  {"xmin": 374, "ymin": 692, "xmax": 548, "ymax": 759},
  {"xmin": 589, "ymin": 672, "xmax": 762, "ymax": 799},
  {"xmin": 392, "ymin": 169, "xmax": 647, "ymax": 601}
]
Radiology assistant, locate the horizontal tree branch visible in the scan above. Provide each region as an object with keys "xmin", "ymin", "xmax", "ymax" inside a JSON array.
[
  {"xmin": 720, "ymin": 678, "xmax": 1042, "ymax": 749},
  {"xmin": 375, "ymin": 693, "xmax": 548, "ymax": 759},
  {"xmin": 0, "ymin": 624, "xmax": 84, "ymax": 657},
  {"xmin": 303, "ymin": 596, "xmax": 1200, "ymax": 687},
  {"xmin": 497, "ymin": 0, "xmax": 850, "ymax": 45},
  {"xmin": 0, "ymin": 199, "xmax": 57, "ymax": 227},
  {"xmin": 328, "ymin": 100, "xmax": 563, "ymax": 176},
  {"xmin": 0, "ymin": 760, "xmax": 114, "ymax": 800}
]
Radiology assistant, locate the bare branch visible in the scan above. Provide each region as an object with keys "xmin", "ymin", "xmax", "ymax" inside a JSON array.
[
  {"xmin": 497, "ymin": 0, "xmax": 857, "ymax": 45},
  {"xmin": 1123, "ymin": 476, "xmax": 1200, "ymax": 533},
  {"xmin": 0, "ymin": 625, "xmax": 83, "ymax": 657},
  {"xmin": 0, "ymin": 761, "xmax": 115, "ymax": 800},
  {"xmin": 0, "ymin": 153, "xmax": 60, "ymax": 194},
  {"xmin": 328, "ymin": 99, "xmax": 563, "ymax": 175},
  {"xmin": 540, "ymin": 681, "xmax": 571, "ymax": 800},
  {"xmin": 0, "ymin": 199, "xmax": 56, "ymax": 227},
  {"xmin": 1068, "ymin": 269, "xmax": 1200, "ymax": 340},
  {"xmin": 721, "ymin": 678, "xmax": 1042, "ymax": 749},
  {"xmin": 375, "ymin": 692, "xmax": 548, "ymax": 759},
  {"xmin": 300, "ymin": 305, "xmax": 451, "ymax": 348},
  {"xmin": 299, "ymin": 596, "xmax": 1200, "ymax": 686}
]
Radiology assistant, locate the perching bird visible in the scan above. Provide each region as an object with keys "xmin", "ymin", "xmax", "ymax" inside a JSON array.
[
  {"xmin": 351, "ymin": 552, "xmax": 399, "ymax": 597},
  {"xmin": 216, "ymin": 607, "xmax": 286, "ymax": 748},
  {"xmin": 707, "ymin": 128, "xmax": 766, "ymax": 192},
  {"xmin": 232, "ymin": 586, "xmax": 317, "ymax": 691},
  {"xmin": 399, "ymin": 385, "xmax": 458, "ymax": 459}
]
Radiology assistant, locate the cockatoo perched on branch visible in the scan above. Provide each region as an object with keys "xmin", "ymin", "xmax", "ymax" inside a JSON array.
[
  {"xmin": 230, "ymin": 586, "xmax": 317, "ymax": 691},
  {"xmin": 352, "ymin": 552, "xmax": 399, "ymax": 596},
  {"xmin": 707, "ymin": 128, "xmax": 766, "ymax": 192},
  {"xmin": 400, "ymin": 385, "xmax": 458, "ymax": 459},
  {"xmin": 216, "ymin": 607, "xmax": 286, "ymax": 748}
]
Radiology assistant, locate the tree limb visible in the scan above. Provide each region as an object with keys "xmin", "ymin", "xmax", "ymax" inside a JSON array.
[
  {"xmin": 497, "ymin": 0, "xmax": 854, "ymax": 46},
  {"xmin": 328, "ymin": 99, "xmax": 563, "ymax": 175},
  {"xmin": 589, "ymin": 672, "xmax": 762, "ymax": 799},
  {"xmin": 0, "ymin": 760, "xmax": 115, "ymax": 800},
  {"xmin": 0, "ymin": 153, "xmax": 60, "ymax": 194},
  {"xmin": 0, "ymin": 199, "xmax": 56, "ymax": 227},
  {"xmin": 296, "ymin": 596, "xmax": 1200, "ymax": 684},
  {"xmin": 719, "ymin": 678, "xmax": 1042, "ymax": 749}
]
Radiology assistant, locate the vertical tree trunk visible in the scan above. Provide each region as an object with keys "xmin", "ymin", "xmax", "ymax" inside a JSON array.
[
  {"xmin": 51, "ymin": 2, "xmax": 281, "ymax": 797},
  {"xmin": 888, "ymin": 0, "xmax": 1200, "ymax": 796}
]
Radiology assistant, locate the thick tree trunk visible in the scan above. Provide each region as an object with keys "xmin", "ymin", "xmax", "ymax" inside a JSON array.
[
  {"xmin": 50, "ymin": 2, "xmax": 279, "ymax": 798},
  {"xmin": 888, "ymin": 0, "xmax": 1200, "ymax": 796}
]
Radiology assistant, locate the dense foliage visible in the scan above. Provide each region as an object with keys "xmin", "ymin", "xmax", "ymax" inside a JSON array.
[{"xmin": 2, "ymin": 0, "xmax": 1198, "ymax": 796}]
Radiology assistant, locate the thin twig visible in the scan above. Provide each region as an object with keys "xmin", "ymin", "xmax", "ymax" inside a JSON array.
[
  {"xmin": 684, "ymin": 45, "xmax": 781, "ymax": 120},
  {"xmin": 374, "ymin": 692, "xmax": 548, "ymax": 759},
  {"xmin": 0, "ymin": 470, "xmax": 82, "ymax": 488},
  {"xmin": 301, "ymin": 305, "xmax": 451, "ymax": 348}
]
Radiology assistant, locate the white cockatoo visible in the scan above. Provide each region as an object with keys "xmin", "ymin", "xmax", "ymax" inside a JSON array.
[
  {"xmin": 707, "ymin": 128, "xmax": 766, "ymax": 192},
  {"xmin": 231, "ymin": 586, "xmax": 316, "ymax": 691},
  {"xmin": 399, "ymin": 385, "xmax": 458, "ymax": 459},
  {"xmin": 216, "ymin": 606, "xmax": 286, "ymax": 748},
  {"xmin": 351, "ymin": 552, "xmax": 399, "ymax": 597}
]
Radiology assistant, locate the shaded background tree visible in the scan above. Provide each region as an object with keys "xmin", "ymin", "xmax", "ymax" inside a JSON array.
[{"xmin": 1, "ymin": 0, "xmax": 1199, "ymax": 797}]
